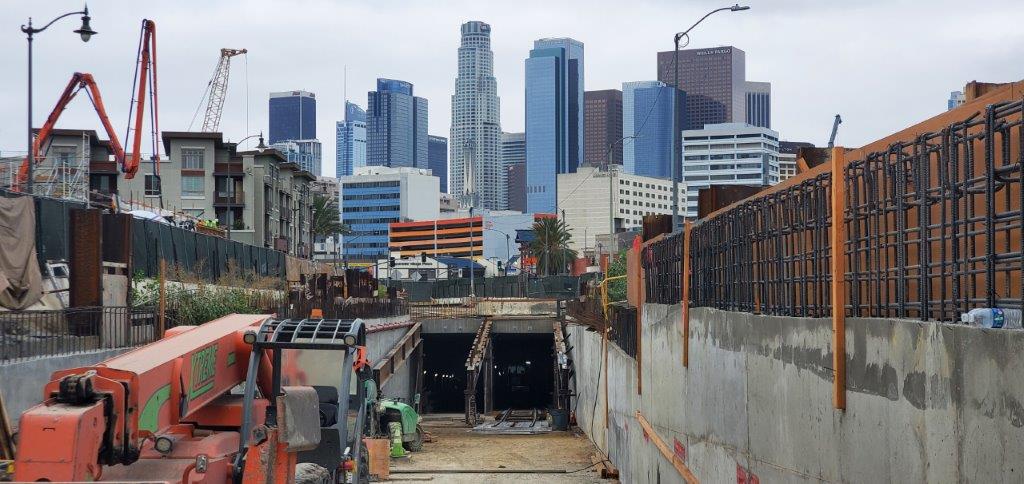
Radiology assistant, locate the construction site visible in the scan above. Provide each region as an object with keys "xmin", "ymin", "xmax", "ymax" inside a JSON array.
[{"xmin": 1, "ymin": 3, "xmax": 1024, "ymax": 484}]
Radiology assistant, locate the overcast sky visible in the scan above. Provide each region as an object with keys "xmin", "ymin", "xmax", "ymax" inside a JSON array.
[{"xmin": 1, "ymin": 0, "xmax": 1021, "ymax": 177}]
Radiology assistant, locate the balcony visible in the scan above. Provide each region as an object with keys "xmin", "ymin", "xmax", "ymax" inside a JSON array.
[
  {"xmin": 213, "ymin": 162, "xmax": 245, "ymax": 176},
  {"xmin": 214, "ymin": 191, "xmax": 245, "ymax": 206}
]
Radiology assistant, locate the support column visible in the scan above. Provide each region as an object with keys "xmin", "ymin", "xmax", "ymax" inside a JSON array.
[
  {"xmin": 483, "ymin": 343, "xmax": 493, "ymax": 415},
  {"xmin": 830, "ymin": 147, "xmax": 847, "ymax": 410}
]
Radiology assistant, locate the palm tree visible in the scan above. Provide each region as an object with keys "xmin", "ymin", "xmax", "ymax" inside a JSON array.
[
  {"xmin": 530, "ymin": 217, "xmax": 578, "ymax": 276},
  {"xmin": 311, "ymin": 194, "xmax": 345, "ymax": 238}
]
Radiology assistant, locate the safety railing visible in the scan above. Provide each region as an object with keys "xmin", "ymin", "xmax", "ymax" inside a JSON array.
[{"xmin": 0, "ymin": 306, "xmax": 159, "ymax": 362}]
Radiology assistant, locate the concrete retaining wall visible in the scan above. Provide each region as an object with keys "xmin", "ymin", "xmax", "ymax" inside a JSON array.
[
  {"xmin": 1, "ymin": 348, "xmax": 130, "ymax": 430},
  {"xmin": 570, "ymin": 304, "xmax": 1024, "ymax": 483}
]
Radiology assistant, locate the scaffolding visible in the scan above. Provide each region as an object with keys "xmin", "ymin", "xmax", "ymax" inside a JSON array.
[{"xmin": 36, "ymin": 132, "xmax": 91, "ymax": 203}]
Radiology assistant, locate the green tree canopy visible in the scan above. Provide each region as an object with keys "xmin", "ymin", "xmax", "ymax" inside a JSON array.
[{"xmin": 530, "ymin": 217, "xmax": 578, "ymax": 276}]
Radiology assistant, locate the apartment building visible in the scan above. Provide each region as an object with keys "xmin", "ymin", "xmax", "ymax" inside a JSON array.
[{"xmin": 119, "ymin": 131, "xmax": 316, "ymax": 257}]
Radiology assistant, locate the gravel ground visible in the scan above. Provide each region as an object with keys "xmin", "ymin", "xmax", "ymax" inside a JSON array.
[{"xmin": 387, "ymin": 415, "xmax": 612, "ymax": 483}]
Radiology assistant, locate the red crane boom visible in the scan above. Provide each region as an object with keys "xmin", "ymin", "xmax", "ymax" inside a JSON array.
[{"xmin": 16, "ymin": 18, "xmax": 159, "ymax": 189}]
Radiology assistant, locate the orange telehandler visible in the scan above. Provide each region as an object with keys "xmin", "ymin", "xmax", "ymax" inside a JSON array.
[{"xmin": 14, "ymin": 314, "xmax": 373, "ymax": 483}]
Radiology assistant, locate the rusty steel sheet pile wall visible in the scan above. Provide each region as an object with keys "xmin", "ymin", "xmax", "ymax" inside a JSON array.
[{"xmin": 680, "ymin": 93, "xmax": 1023, "ymax": 322}]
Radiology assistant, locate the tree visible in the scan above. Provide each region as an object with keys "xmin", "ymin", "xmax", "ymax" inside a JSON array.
[
  {"xmin": 530, "ymin": 217, "xmax": 578, "ymax": 276},
  {"xmin": 311, "ymin": 195, "xmax": 345, "ymax": 238}
]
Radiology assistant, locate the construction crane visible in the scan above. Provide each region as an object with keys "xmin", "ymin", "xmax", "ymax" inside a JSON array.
[
  {"xmin": 827, "ymin": 114, "xmax": 842, "ymax": 148},
  {"xmin": 196, "ymin": 48, "xmax": 247, "ymax": 133},
  {"xmin": 14, "ymin": 315, "xmax": 375, "ymax": 483},
  {"xmin": 16, "ymin": 19, "xmax": 161, "ymax": 189}
]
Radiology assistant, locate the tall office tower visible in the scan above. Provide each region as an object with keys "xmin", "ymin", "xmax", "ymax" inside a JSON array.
[
  {"xmin": 622, "ymin": 81, "xmax": 665, "ymax": 170},
  {"xmin": 584, "ymin": 89, "xmax": 623, "ymax": 168},
  {"xmin": 744, "ymin": 81, "xmax": 771, "ymax": 129},
  {"xmin": 367, "ymin": 78, "xmax": 428, "ymax": 169},
  {"xmin": 450, "ymin": 21, "xmax": 503, "ymax": 210},
  {"xmin": 269, "ymin": 90, "xmax": 317, "ymax": 144},
  {"xmin": 629, "ymin": 84, "xmax": 683, "ymax": 179},
  {"xmin": 269, "ymin": 139, "xmax": 323, "ymax": 176},
  {"xmin": 501, "ymin": 132, "xmax": 526, "ymax": 211},
  {"xmin": 656, "ymin": 46, "xmax": 745, "ymax": 129},
  {"xmin": 948, "ymin": 90, "xmax": 966, "ymax": 110},
  {"xmin": 525, "ymin": 37, "xmax": 584, "ymax": 214},
  {"xmin": 428, "ymin": 135, "xmax": 448, "ymax": 193},
  {"xmin": 681, "ymin": 122, "xmax": 780, "ymax": 218},
  {"xmin": 335, "ymin": 101, "xmax": 367, "ymax": 177}
]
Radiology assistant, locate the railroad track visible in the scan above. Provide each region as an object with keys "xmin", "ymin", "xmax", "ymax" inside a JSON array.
[{"xmin": 471, "ymin": 408, "xmax": 551, "ymax": 434}]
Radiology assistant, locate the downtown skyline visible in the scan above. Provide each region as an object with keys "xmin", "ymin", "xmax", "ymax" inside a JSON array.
[{"xmin": 0, "ymin": 1, "xmax": 1019, "ymax": 178}]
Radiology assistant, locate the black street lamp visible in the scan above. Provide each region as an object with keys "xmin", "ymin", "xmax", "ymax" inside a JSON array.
[
  {"xmin": 21, "ymin": 5, "xmax": 97, "ymax": 195},
  {"xmin": 670, "ymin": 4, "xmax": 749, "ymax": 228}
]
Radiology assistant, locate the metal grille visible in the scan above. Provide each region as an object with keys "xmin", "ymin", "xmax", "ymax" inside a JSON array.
[
  {"xmin": 685, "ymin": 98, "xmax": 1023, "ymax": 322},
  {"xmin": 844, "ymin": 100, "xmax": 1024, "ymax": 321},
  {"xmin": 0, "ymin": 306, "xmax": 158, "ymax": 362},
  {"xmin": 690, "ymin": 172, "xmax": 833, "ymax": 317},
  {"xmin": 643, "ymin": 232, "xmax": 684, "ymax": 305}
]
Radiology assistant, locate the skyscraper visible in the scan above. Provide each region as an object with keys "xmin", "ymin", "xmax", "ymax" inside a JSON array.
[
  {"xmin": 269, "ymin": 139, "xmax": 323, "ymax": 176},
  {"xmin": 629, "ymin": 84, "xmax": 683, "ymax": 179},
  {"xmin": 501, "ymin": 132, "xmax": 526, "ymax": 211},
  {"xmin": 584, "ymin": 89, "xmax": 623, "ymax": 167},
  {"xmin": 948, "ymin": 90, "xmax": 965, "ymax": 110},
  {"xmin": 269, "ymin": 91, "xmax": 316, "ymax": 144},
  {"xmin": 336, "ymin": 102, "xmax": 367, "ymax": 177},
  {"xmin": 525, "ymin": 37, "xmax": 584, "ymax": 214},
  {"xmin": 744, "ymin": 81, "xmax": 771, "ymax": 129},
  {"xmin": 622, "ymin": 81, "xmax": 664, "ymax": 170},
  {"xmin": 367, "ymin": 78, "xmax": 428, "ymax": 169},
  {"xmin": 428, "ymin": 135, "xmax": 448, "ymax": 193},
  {"xmin": 450, "ymin": 21, "xmax": 503, "ymax": 210},
  {"xmin": 657, "ymin": 46, "xmax": 745, "ymax": 129}
]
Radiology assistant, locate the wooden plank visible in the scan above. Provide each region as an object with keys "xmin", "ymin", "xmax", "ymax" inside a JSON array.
[
  {"xmin": 0, "ymin": 387, "xmax": 13, "ymax": 460},
  {"xmin": 372, "ymin": 322, "xmax": 422, "ymax": 388},
  {"xmin": 635, "ymin": 411, "xmax": 698, "ymax": 484},
  {"xmin": 830, "ymin": 147, "xmax": 847, "ymax": 410}
]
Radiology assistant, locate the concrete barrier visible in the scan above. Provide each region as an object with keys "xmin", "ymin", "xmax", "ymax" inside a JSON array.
[
  {"xmin": 1, "ymin": 348, "xmax": 130, "ymax": 431},
  {"xmin": 570, "ymin": 304, "xmax": 1024, "ymax": 483}
]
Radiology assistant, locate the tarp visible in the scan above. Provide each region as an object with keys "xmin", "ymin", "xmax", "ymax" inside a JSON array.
[{"xmin": 0, "ymin": 196, "xmax": 43, "ymax": 309}]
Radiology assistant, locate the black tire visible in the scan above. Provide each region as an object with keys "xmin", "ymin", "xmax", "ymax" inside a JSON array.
[
  {"xmin": 403, "ymin": 424, "xmax": 424, "ymax": 452},
  {"xmin": 294, "ymin": 463, "xmax": 331, "ymax": 484}
]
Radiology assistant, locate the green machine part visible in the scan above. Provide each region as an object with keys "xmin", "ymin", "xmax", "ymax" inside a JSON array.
[{"xmin": 380, "ymin": 399, "xmax": 419, "ymax": 441}]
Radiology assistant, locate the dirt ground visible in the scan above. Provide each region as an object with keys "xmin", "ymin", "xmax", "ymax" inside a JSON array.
[{"xmin": 387, "ymin": 414, "xmax": 612, "ymax": 483}]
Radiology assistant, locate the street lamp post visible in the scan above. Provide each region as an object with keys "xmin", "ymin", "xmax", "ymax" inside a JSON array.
[
  {"xmin": 606, "ymin": 136, "xmax": 636, "ymax": 257},
  {"xmin": 21, "ymin": 5, "xmax": 97, "ymax": 195},
  {"xmin": 468, "ymin": 207, "xmax": 476, "ymax": 298},
  {"xmin": 484, "ymin": 227, "xmax": 512, "ymax": 276},
  {"xmin": 671, "ymin": 4, "xmax": 749, "ymax": 229}
]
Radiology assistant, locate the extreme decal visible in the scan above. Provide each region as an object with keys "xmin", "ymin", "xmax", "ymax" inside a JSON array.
[{"xmin": 188, "ymin": 344, "xmax": 219, "ymax": 400}]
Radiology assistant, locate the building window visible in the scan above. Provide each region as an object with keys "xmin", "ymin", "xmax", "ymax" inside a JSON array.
[
  {"xmin": 182, "ymin": 148, "xmax": 205, "ymax": 170},
  {"xmin": 144, "ymin": 175, "xmax": 162, "ymax": 196},
  {"xmin": 182, "ymin": 175, "xmax": 205, "ymax": 196}
]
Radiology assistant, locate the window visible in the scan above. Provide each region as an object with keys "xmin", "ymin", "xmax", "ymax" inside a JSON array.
[
  {"xmin": 144, "ymin": 174, "xmax": 161, "ymax": 196},
  {"xmin": 182, "ymin": 148, "xmax": 205, "ymax": 169},
  {"xmin": 182, "ymin": 175, "xmax": 204, "ymax": 196}
]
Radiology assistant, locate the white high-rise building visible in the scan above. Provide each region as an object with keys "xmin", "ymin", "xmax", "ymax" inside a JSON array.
[
  {"xmin": 450, "ymin": 21, "xmax": 503, "ymax": 210},
  {"xmin": 681, "ymin": 122, "xmax": 781, "ymax": 218}
]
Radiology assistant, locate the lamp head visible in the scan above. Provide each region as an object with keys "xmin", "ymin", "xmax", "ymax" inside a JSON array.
[
  {"xmin": 730, "ymin": 4, "xmax": 751, "ymax": 11},
  {"xmin": 74, "ymin": 6, "xmax": 97, "ymax": 42},
  {"xmin": 256, "ymin": 132, "xmax": 267, "ymax": 151}
]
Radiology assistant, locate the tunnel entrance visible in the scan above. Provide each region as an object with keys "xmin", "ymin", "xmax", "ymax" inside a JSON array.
[
  {"xmin": 490, "ymin": 333, "xmax": 554, "ymax": 410},
  {"xmin": 420, "ymin": 333, "xmax": 475, "ymax": 414},
  {"xmin": 419, "ymin": 328, "xmax": 557, "ymax": 416}
]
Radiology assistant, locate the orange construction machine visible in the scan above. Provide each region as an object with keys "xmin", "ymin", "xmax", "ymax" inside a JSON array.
[{"xmin": 14, "ymin": 314, "xmax": 373, "ymax": 483}]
